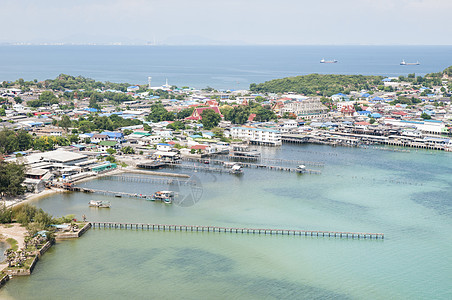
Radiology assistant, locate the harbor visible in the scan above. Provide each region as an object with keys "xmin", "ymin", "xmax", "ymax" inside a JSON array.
[{"xmin": 2, "ymin": 142, "xmax": 451, "ymax": 300}]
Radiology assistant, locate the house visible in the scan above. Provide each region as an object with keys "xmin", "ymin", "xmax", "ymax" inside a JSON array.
[
  {"xmin": 202, "ymin": 132, "xmax": 215, "ymax": 139},
  {"xmin": 331, "ymin": 93, "xmax": 350, "ymax": 101},
  {"xmin": 100, "ymin": 131, "xmax": 124, "ymax": 141},
  {"xmin": 127, "ymin": 86, "xmax": 140, "ymax": 92},
  {"xmin": 190, "ymin": 144, "xmax": 209, "ymax": 154},
  {"xmin": 156, "ymin": 143, "xmax": 173, "ymax": 152},
  {"xmin": 98, "ymin": 140, "xmax": 120, "ymax": 151},
  {"xmin": 91, "ymin": 134, "xmax": 109, "ymax": 143}
]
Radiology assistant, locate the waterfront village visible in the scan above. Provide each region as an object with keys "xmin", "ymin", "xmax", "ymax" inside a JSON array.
[{"xmin": 0, "ymin": 69, "xmax": 451, "ymax": 284}]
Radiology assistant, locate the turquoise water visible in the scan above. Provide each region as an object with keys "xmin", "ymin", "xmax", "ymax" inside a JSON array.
[
  {"xmin": 1, "ymin": 144, "xmax": 451, "ymax": 299},
  {"xmin": 1, "ymin": 45, "xmax": 451, "ymax": 89}
]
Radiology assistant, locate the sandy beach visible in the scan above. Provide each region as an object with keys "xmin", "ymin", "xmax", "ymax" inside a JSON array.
[{"xmin": 0, "ymin": 223, "xmax": 28, "ymax": 270}]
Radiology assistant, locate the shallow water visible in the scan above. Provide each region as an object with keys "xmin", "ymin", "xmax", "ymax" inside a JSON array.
[{"xmin": 1, "ymin": 144, "xmax": 451, "ymax": 299}]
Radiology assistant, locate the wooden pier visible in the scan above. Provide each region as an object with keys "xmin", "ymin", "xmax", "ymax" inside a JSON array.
[
  {"xmin": 175, "ymin": 159, "xmax": 322, "ymax": 174},
  {"xmin": 68, "ymin": 187, "xmax": 153, "ymax": 199},
  {"xmin": 100, "ymin": 174, "xmax": 197, "ymax": 186},
  {"xmin": 183, "ymin": 157, "xmax": 324, "ymax": 167},
  {"xmin": 89, "ymin": 222, "xmax": 384, "ymax": 239}
]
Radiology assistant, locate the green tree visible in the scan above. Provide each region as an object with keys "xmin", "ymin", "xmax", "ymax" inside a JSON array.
[
  {"xmin": 17, "ymin": 130, "xmax": 33, "ymax": 151},
  {"xmin": 121, "ymin": 146, "xmax": 135, "ymax": 154},
  {"xmin": 68, "ymin": 134, "xmax": 79, "ymax": 143},
  {"xmin": 146, "ymin": 104, "xmax": 175, "ymax": 122},
  {"xmin": 176, "ymin": 107, "xmax": 194, "ymax": 119},
  {"xmin": 0, "ymin": 204, "xmax": 13, "ymax": 223},
  {"xmin": 167, "ymin": 121, "xmax": 186, "ymax": 130},
  {"xmin": 106, "ymin": 148, "xmax": 116, "ymax": 155},
  {"xmin": 0, "ymin": 161, "xmax": 26, "ymax": 197},
  {"xmin": 13, "ymin": 204, "xmax": 38, "ymax": 226},
  {"xmin": 123, "ymin": 129, "xmax": 133, "ymax": 136},
  {"xmin": 252, "ymin": 106, "xmax": 276, "ymax": 122},
  {"xmin": 421, "ymin": 113, "xmax": 432, "ymax": 120},
  {"xmin": 224, "ymin": 106, "xmax": 250, "ymax": 125},
  {"xmin": 59, "ymin": 115, "xmax": 72, "ymax": 132},
  {"xmin": 201, "ymin": 109, "xmax": 221, "ymax": 130},
  {"xmin": 89, "ymin": 92, "xmax": 102, "ymax": 110}
]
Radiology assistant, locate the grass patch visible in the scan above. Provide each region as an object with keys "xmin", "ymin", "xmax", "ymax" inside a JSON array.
[
  {"xmin": 1, "ymin": 224, "xmax": 13, "ymax": 229},
  {"xmin": 7, "ymin": 256, "xmax": 35, "ymax": 271},
  {"xmin": 6, "ymin": 238, "xmax": 18, "ymax": 251}
]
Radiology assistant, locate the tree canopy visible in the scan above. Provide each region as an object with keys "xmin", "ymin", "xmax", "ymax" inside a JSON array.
[
  {"xmin": 146, "ymin": 104, "xmax": 175, "ymax": 122},
  {"xmin": 250, "ymin": 74, "xmax": 383, "ymax": 96},
  {"xmin": 0, "ymin": 129, "xmax": 34, "ymax": 154},
  {"xmin": 0, "ymin": 161, "xmax": 26, "ymax": 197},
  {"xmin": 201, "ymin": 109, "xmax": 221, "ymax": 130}
]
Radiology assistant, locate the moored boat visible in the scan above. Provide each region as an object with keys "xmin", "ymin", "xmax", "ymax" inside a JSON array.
[
  {"xmin": 296, "ymin": 165, "xmax": 307, "ymax": 173},
  {"xmin": 89, "ymin": 200, "xmax": 111, "ymax": 208},
  {"xmin": 150, "ymin": 191, "xmax": 175, "ymax": 204},
  {"xmin": 230, "ymin": 164, "xmax": 243, "ymax": 175}
]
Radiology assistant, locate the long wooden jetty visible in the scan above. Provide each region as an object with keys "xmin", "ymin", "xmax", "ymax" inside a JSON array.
[
  {"xmin": 89, "ymin": 222, "xmax": 384, "ymax": 239},
  {"xmin": 183, "ymin": 157, "xmax": 325, "ymax": 167},
  {"xmin": 100, "ymin": 175, "xmax": 197, "ymax": 186},
  {"xmin": 68, "ymin": 187, "xmax": 153, "ymax": 199},
  {"xmin": 174, "ymin": 160, "xmax": 321, "ymax": 174}
]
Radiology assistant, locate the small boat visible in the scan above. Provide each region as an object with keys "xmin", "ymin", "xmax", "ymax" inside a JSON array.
[
  {"xmin": 89, "ymin": 200, "xmax": 111, "ymax": 208},
  {"xmin": 296, "ymin": 165, "xmax": 307, "ymax": 173},
  {"xmin": 320, "ymin": 58, "xmax": 338, "ymax": 63},
  {"xmin": 400, "ymin": 59, "xmax": 420, "ymax": 65},
  {"xmin": 230, "ymin": 164, "xmax": 243, "ymax": 175},
  {"xmin": 150, "ymin": 191, "xmax": 175, "ymax": 204}
]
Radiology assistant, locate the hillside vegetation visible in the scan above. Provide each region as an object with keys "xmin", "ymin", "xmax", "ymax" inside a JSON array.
[{"xmin": 249, "ymin": 74, "xmax": 383, "ymax": 96}]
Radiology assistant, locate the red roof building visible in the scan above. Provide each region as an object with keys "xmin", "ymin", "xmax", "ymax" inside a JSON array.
[
  {"xmin": 248, "ymin": 114, "xmax": 256, "ymax": 122},
  {"xmin": 190, "ymin": 145, "xmax": 208, "ymax": 150},
  {"xmin": 186, "ymin": 106, "xmax": 223, "ymax": 121},
  {"xmin": 205, "ymin": 99, "xmax": 219, "ymax": 106},
  {"xmin": 340, "ymin": 106, "xmax": 355, "ymax": 117}
]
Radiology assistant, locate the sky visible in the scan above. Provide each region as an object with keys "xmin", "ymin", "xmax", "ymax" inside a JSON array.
[{"xmin": 2, "ymin": 0, "xmax": 451, "ymax": 45}]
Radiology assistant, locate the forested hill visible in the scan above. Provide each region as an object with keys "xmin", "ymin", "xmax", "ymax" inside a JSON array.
[{"xmin": 249, "ymin": 74, "xmax": 383, "ymax": 96}]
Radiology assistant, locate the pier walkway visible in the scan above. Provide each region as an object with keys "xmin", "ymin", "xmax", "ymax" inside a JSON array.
[
  {"xmin": 174, "ymin": 160, "xmax": 322, "ymax": 174},
  {"xmin": 183, "ymin": 157, "xmax": 324, "ymax": 167},
  {"xmin": 67, "ymin": 187, "xmax": 153, "ymax": 199},
  {"xmin": 89, "ymin": 222, "xmax": 384, "ymax": 239}
]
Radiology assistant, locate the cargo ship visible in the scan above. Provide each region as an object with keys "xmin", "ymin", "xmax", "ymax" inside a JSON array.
[
  {"xmin": 400, "ymin": 60, "xmax": 420, "ymax": 65},
  {"xmin": 320, "ymin": 58, "xmax": 338, "ymax": 63}
]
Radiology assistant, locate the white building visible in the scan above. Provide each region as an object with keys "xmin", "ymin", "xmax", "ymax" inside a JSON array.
[
  {"xmin": 231, "ymin": 127, "xmax": 282, "ymax": 146},
  {"xmin": 281, "ymin": 98, "xmax": 328, "ymax": 120},
  {"xmin": 384, "ymin": 119, "xmax": 445, "ymax": 135}
]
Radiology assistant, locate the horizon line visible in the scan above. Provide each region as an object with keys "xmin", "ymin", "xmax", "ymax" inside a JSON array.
[{"xmin": 2, "ymin": 43, "xmax": 452, "ymax": 47}]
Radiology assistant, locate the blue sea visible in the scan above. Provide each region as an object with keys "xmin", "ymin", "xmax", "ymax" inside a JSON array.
[
  {"xmin": 1, "ymin": 144, "xmax": 451, "ymax": 299},
  {"xmin": 0, "ymin": 45, "xmax": 451, "ymax": 89}
]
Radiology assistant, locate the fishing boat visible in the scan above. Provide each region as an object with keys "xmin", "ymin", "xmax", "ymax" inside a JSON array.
[
  {"xmin": 230, "ymin": 164, "xmax": 243, "ymax": 175},
  {"xmin": 400, "ymin": 60, "xmax": 420, "ymax": 65},
  {"xmin": 89, "ymin": 200, "xmax": 111, "ymax": 208},
  {"xmin": 320, "ymin": 58, "xmax": 338, "ymax": 63},
  {"xmin": 296, "ymin": 165, "xmax": 307, "ymax": 173},
  {"xmin": 150, "ymin": 191, "xmax": 175, "ymax": 204}
]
